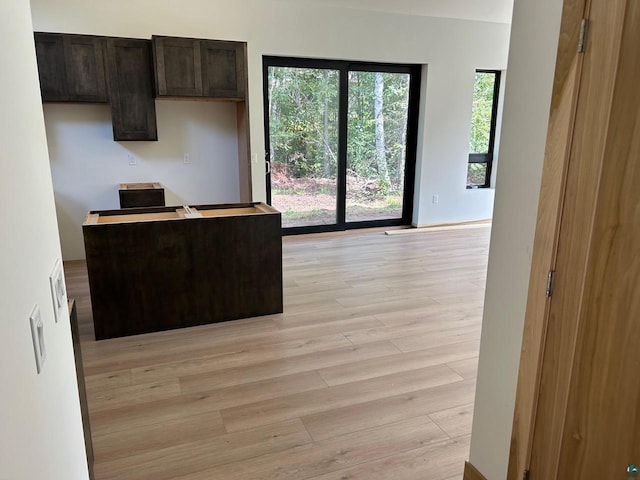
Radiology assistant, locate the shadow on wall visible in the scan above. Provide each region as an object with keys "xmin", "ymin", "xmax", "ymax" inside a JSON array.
[{"xmin": 53, "ymin": 191, "xmax": 99, "ymax": 261}]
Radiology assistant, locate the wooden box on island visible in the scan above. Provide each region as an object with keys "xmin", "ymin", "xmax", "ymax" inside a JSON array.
[
  {"xmin": 82, "ymin": 202, "xmax": 282, "ymax": 340},
  {"xmin": 118, "ymin": 182, "xmax": 165, "ymax": 208}
]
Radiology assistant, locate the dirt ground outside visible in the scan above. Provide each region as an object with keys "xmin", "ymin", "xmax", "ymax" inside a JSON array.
[{"xmin": 271, "ymin": 171, "xmax": 403, "ymax": 228}]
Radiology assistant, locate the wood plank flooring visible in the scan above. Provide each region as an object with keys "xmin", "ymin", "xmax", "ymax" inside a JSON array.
[{"xmin": 65, "ymin": 225, "xmax": 490, "ymax": 480}]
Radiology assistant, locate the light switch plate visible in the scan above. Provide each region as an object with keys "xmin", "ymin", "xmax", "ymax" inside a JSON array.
[
  {"xmin": 29, "ymin": 304, "xmax": 46, "ymax": 374},
  {"xmin": 49, "ymin": 259, "xmax": 67, "ymax": 323}
]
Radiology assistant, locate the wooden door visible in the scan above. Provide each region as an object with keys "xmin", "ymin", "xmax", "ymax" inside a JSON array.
[{"xmin": 523, "ymin": 0, "xmax": 640, "ymax": 478}]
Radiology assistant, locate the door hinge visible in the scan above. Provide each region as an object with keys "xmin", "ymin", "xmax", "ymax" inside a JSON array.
[
  {"xmin": 546, "ymin": 270, "xmax": 556, "ymax": 298},
  {"xmin": 578, "ymin": 18, "xmax": 589, "ymax": 53},
  {"xmin": 523, "ymin": 469, "xmax": 530, "ymax": 480}
]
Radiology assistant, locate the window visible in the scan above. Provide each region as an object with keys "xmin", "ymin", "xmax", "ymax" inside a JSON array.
[
  {"xmin": 468, "ymin": 70, "xmax": 501, "ymax": 188},
  {"xmin": 264, "ymin": 57, "xmax": 421, "ymax": 233}
]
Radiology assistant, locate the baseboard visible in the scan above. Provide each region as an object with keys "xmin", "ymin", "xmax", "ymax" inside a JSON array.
[
  {"xmin": 464, "ymin": 461, "xmax": 488, "ymax": 480},
  {"xmin": 412, "ymin": 219, "xmax": 492, "ymax": 229},
  {"xmin": 386, "ymin": 220, "xmax": 491, "ymax": 235}
]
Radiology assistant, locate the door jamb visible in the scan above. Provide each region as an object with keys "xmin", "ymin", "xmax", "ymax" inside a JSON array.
[{"xmin": 506, "ymin": 0, "xmax": 589, "ymax": 478}]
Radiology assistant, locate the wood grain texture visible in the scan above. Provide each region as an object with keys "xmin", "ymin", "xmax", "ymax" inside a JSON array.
[
  {"xmin": 151, "ymin": 36, "xmax": 246, "ymax": 100},
  {"xmin": 302, "ymin": 378, "xmax": 477, "ymax": 442},
  {"xmin": 200, "ymin": 39, "xmax": 246, "ymax": 100},
  {"xmin": 175, "ymin": 416, "xmax": 448, "ymax": 480},
  {"xmin": 236, "ymin": 92, "xmax": 251, "ymax": 202},
  {"xmin": 82, "ymin": 203, "xmax": 282, "ymax": 339},
  {"xmin": 430, "ymin": 403, "xmax": 474, "ymax": 439},
  {"xmin": 92, "ymin": 410, "xmax": 225, "ymax": 463},
  {"xmin": 310, "ymin": 436, "xmax": 470, "ymax": 480},
  {"xmin": 69, "ymin": 299, "xmax": 95, "ymax": 480},
  {"xmin": 95, "ymin": 419, "xmax": 312, "ymax": 480},
  {"xmin": 554, "ymin": 0, "xmax": 640, "ymax": 476},
  {"xmin": 118, "ymin": 186, "xmax": 165, "ymax": 208},
  {"xmin": 220, "ymin": 364, "xmax": 464, "ymax": 432},
  {"xmin": 34, "ymin": 33, "xmax": 68, "ymax": 101},
  {"xmin": 34, "ymin": 32, "xmax": 108, "ymax": 103},
  {"xmin": 507, "ymin": 1, "xmax": 588, "ymax": 478},
  {"xmin": 66, "ymin": 226, "xmax": 489, "ymax": 479},
  {"xmin": 317, "ymin": 339, "xmax": 479, "ymax": 385},
  {"xmin": 527, "ymin": 0, "xmax": 633, "ymax": 478},
  {"xmin": 464, "ymin": 461, "xmax": 488, "ymax": 480},
  {"xmin": 63, "ymin": 34, "xmax": 108, "ymax": 103},
  {"xmin": 152, "ymin": 36, "xmax": 203, "ymax": 97},
  {"xmin": 105, "ymin": 37, "xmax": 157, "ymax": 141}
]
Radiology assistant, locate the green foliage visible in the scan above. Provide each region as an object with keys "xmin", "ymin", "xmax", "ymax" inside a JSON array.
[
  {"xmin": 268, "ymin": 67, "xmax": 410, "ymax": 193},
  {"xmin": 469, "ymin": 72, "xmax": 497, "ymax": 154},
  {"xmin": 467, "ymin": 162, "xmax": 487, "ymax": 187},
  {"xmin": 386, "ymin": 196, "xmax": 402, "ymax": 209},
  {"xmin": 347, "ymin": 71, "xmax": 409, "ymax": 191},
  {"xmin": 268, "ymin": 67, "xmax": 339, "ymax": 179}
]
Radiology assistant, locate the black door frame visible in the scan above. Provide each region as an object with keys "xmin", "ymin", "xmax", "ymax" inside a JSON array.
[{"xmin": 263, "ymin": 56, "xmax": 421, "ymax": 235}]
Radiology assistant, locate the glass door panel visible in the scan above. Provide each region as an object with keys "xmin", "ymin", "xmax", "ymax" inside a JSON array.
[
  {"xmin": 267, "ymin": 66, "xmax": 340, "ymax": 228},
  {"xmin": 346, "ymin": 71, "xmax": 410, "ymax": 222}
]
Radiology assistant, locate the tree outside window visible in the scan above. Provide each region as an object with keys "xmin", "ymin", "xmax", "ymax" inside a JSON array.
[{"xmin": 468, "ymin": 70, "xmax": 501, "ymax": 188}]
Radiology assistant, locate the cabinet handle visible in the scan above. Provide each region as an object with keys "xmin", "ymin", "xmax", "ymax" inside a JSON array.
[{"xmin": 628, "ymin": 464, "xmax": 638, "ymax": 479}]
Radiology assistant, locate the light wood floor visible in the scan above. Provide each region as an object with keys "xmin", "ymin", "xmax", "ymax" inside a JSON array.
[{"xmin": 65, "ymin": 225, "xmax": 490, "ymax": 480}]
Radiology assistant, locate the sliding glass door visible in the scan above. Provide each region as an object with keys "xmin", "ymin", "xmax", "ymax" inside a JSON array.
[
  {"xmin": 266, "ymin": 66, "xmax": 340, "ymax": 228},
  {"xmin": 264, "ymin": 57, "xmax": 420, "ymax": 234},
  {"xmin": 346, "ymin": 71, "xmax": 412, "ymax": 223}
]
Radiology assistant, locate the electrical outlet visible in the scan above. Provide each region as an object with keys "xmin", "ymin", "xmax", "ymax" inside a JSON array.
[
  {"xmin": 29, "ymin": 305, "xmax": 46, "ymax": 374},
  {"xmin": 183, "ymin": 153, "xmax": 191, "ymax": 164},
  {"xmin": 128, "ymin": 154, "xmax": 137, "ymax": 166},
  {"xmin": 432, "ymin": 194, "xmax": 439, "ymax": 205},
  {"xmin": 49, "ymin": 259, "xmax": 66, "ymax": 323}
]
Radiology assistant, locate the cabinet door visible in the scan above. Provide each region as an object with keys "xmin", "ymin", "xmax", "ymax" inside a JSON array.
[
  {"xmin": 34, "ymin": 33, "xmax": 108, "ymax": 103},
  {"xmin": 153, "ymin": 36, "xmax": 202, "ymax": 97},
  {"xmin": 105, "ymin": 38, "xmax": 157, "ymax": 141},
  {"xmin": 63, "ymin": 35, "xmax": 108, "ymax": 102},
  {"xmin": 34, "ymin": 33, "xmax": 69, "ymax": 101},
  {"xmin": 200, "ymin": 40, "xmax": 246, "ymax": 99}
]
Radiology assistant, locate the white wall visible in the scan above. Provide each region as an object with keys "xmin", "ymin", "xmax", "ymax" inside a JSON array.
[
  {"xmin": 46, "ymin": 102, "xmax": 241, "ymax": 260},
  {"xmin": 0, "ymin": 0, "xmax": 89, "ymax": 478},
  {"xmin": 468, "ymin": 0, "xmax": 564, "ymax": 477},
  {"xmin": 30, "ymin": 0, "xmax": 511, "ymax": 259}
]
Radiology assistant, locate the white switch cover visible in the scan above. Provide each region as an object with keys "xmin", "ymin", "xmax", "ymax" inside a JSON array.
[
  {"xmin": 49, "ymin": 259, "xmax": 67, "ymax": 323},
  {"xmin": 29, "ymin": 305, "xmax": 46, "ymax": 374}
]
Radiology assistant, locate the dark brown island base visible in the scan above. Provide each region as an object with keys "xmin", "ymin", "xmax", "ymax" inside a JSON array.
[{"xmin": 83, "ymin": 202, "xmax": 282, "ymax": 340}]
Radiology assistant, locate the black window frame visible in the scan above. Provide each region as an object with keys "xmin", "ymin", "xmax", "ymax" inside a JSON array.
[
  {"xmin": 467, "ymin": 69, "xmax": 501, "ymax": 189},
  {"xmin": 263, "ymin": 56, "xmax": 422, "ymax": 235}
]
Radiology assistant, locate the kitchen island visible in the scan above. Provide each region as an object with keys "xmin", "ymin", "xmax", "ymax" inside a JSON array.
[{"xmin": 83, "ymin": 202, "xmax": 282, "ymax": 339}]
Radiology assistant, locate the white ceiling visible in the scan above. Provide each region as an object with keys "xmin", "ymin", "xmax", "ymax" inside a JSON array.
[{"xmin": 277, "ymin": 0, "xmax": 514, "ymax": 24}]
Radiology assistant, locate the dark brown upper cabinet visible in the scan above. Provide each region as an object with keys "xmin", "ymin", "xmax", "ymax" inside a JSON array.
[
  {"xmin": 34, "ymin": 33, "xmax": 108, "ymax": 103},
  {"xmin": 105, "ymin": 38, "xmax": 158, "ymax": 141},
  {"xmin": 153, "ymin": 36, "xmax": 202, "ymax": 96},
  {"xmin": 153, "ymin": 36, "xmax": 246, "ymax": 100}
]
